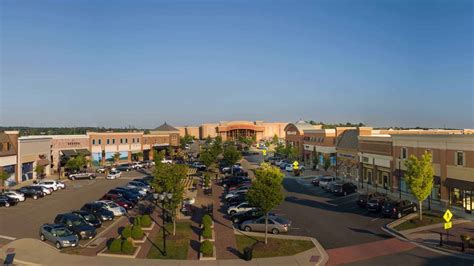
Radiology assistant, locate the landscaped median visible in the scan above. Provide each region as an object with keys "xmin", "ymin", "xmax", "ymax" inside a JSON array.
[
  {"xmin": 199, "ymin": 214, "xmax": 216, "ymax": 260},
  {"xmin": 97, "ymin": 214, "xmax": 153, "ymax": 258},
  {"xmin": 233, "ymin": 229, "xmax": 328, "ymax": 265},
  {"xmin": 146, "ymin": 221, "xmax": 192, "ymax": 260},
  {"xmin": 392, "ymin": 211, "xmax": 446, "ymax": 231}
]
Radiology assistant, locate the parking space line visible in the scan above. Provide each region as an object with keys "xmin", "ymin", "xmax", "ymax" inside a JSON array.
[{"xmin": 0, "ymin": 235, "xmax": 16, "ymax": 241}]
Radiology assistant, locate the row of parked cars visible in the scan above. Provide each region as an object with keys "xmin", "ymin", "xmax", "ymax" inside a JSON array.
[
  {"xmin": 220, "ymin": 173, "xmax": 292, "ymax": 235},
  {"xmin": 38, "ymin": 177, "xmax": 154, "ymax": 249},
  {"xmin": 267, "ymin": 157, "xmax": 305, "ymax": 172},
  {"xmin": 0, "ymin": 180, "xmax": 67, "ymax": 208},
  {"xmin": 357, "ymin": 192, "xmax": 417, "ymax": 219},
  {"xmin": 311, "ymin": 176, "xmax": 358, "ymax": 196}
]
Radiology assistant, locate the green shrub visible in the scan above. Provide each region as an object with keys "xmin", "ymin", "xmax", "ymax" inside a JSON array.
[
  {"xmin": 121, "ymin": 225, "xmax": 132, "ymax": 239},
  {"xmin": 131, "ymin": 225, "xmax": 144, "ymax": 240},
  {"xmin": 202, "ymin": 214, "xmax": 212, "ymax": 228},
  {"xmin": 121, "ymin": 239, "xmax": 134, "ymax": 254},
  {"xmin": 140, "ymin": 215, "xmax": 152, "ymax": 227},
  {"xmin": 133, "ymin": 216, "xmax": 141, "ymax": 226},
  {"xmin": 200, "ymin": 240, "xmax": 213, "ymax": 256},
  {"xmin": 108, "ymin": 239, "xmax": 122, "ymax": 252},
  {"xmin": 202, "ymin": 226, "xmax": 212, "ymax": 239}
]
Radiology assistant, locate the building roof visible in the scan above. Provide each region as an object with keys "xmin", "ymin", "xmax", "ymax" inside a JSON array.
[
  {"xmin": 0, "ymin": 133, "xmax": 10, "ymax": 143},
  {"xmin": 285, "ymin": 120, "xmax": 321, "ymax": 133},
  {"xmin": 154, "ymin": 122, "xmax": 179, "ymax": 132},
  {"xmin": 336, "ymin": 129, "xmax": 359, "ymax": 150}
]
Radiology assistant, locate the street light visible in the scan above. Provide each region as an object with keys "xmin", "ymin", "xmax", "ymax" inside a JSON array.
[{"xmin": 153, "ymin": 191, "xmax": 173, "ymax": 256}]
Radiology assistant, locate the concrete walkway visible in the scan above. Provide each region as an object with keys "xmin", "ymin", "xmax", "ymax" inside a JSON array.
[{"xmin": 0, "ymin": 238, "xmax": 326, "ymax": 266}]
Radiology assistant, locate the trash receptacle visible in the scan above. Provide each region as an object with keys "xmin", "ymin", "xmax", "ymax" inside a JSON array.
[{"xmin": 243, "ymin": 247, "xmax": 253, "ymax": 261}]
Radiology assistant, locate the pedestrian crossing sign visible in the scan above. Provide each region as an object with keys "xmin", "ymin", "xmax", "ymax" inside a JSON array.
[
  {"xmin": 444, "ymin": 222, "xmax": 452, "ymax": 230},
  {"xmin": 443, "ymin": 209, "xmax": 453, "ymax": 223},
  {"xmin": 262, "ymin": 149, "xmax": 267, "ymax": 156},
  {"xmin": 293, "ymin": 161, "xmax": 299, "ymax": 170}
]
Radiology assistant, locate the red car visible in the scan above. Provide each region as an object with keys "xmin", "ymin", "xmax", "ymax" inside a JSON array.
[{"xmin": 101, "ymin": 194, "xmax": 134, "ymax": 210}]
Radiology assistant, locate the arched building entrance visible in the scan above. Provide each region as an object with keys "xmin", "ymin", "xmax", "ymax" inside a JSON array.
[{"xmin": 216, "ymin": 122, "xmax": 265, "ymax": 141}]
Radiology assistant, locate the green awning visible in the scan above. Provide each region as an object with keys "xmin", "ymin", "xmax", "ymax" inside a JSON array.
[
  {"xmin": 76, "ymin": 149, "xmax": 91, "ymax": 156},
  {"xmin": 61, "ymin": 150, "xmax": 77, "ymax": 157}
]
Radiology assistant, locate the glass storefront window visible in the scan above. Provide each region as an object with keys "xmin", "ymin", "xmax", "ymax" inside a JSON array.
[
  {"xmin": 451, "ymin": 188, "xmax": 463, "ymax": 207},
  {"xmin": 431, "ymin": 185, "xmax": 441, "ymax": 201}
]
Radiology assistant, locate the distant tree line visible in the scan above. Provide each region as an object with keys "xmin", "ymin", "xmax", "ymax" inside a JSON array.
[
  {"xmin": 0, "ymin": 126, "xmax": 148, "ymax": 136},
  {"xmin": 307, "ymin": 121, "xmax": 366, "ymax": 129}
]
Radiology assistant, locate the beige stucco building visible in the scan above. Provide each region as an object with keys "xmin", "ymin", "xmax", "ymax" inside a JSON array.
[{"xmin": 17, "ymin": 136, "xmax": 52, "ymax": 183}]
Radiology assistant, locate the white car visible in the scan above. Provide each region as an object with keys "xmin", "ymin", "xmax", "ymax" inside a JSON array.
[
  {"xmin": 37, "ymin": 180, "xmax": 65, "ymax": 191},
  {"xmin": 285, "ymin": 164, "xmax": 305, "ymax": 172},
  {"xmin": 183, "ymin": 197, "xmax": 195, "ymax": 205},
  {"xmin": 3, "ymin": 191, "xmax": 25, "ymax": 202},
  {"xmin": 319, "ymin": 177, "xmax": 337, "ymax": 189},
  {"xmin": 32, "ymin": 184, "xmax": 53, "ymax": 195},
  {"xmin": 131, "ymin": 162, "xmax": 142, "ymax": 169},
  {"xmin": 227, "ymin": 202, "xmax": 255, "ymax": 215},
  {"xmin": 106, "ymin": 170, "xmax": 121, "ymax": 180},
  {"xmin": 96, "ymin": 200, "xmax": 126, "ymax": 216},
  {"xmin": 161, "ymin": 159, "xmax": 173, "ymax": 164},
  {"xmin": 225, "ymin": 189, "xmax": 248, "ymax": 200}
]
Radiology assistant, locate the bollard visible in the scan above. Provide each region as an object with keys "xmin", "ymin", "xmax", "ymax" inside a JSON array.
[{"xmin": 439, "ymin": 232, "xmax": 443, "ymax": 247}]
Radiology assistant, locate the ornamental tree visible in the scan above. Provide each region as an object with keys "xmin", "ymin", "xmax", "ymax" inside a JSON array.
[
  {"xmin": 404, "ymin": 152, "xmax": 434, "ymax": 221},
  {"xmin": 246, "ymin": 164, "xmax": 284, "ymax": 244}
]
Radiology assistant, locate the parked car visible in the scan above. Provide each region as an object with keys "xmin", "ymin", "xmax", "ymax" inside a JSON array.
[
  {"xmin": 107, "ymin": 189, "xmax": 140, "ymax": 203},
  {"xmin": 327, "ymin": 181, "xmax": 343, "ymax": 192},
  {"xmin": 161, "ymin": 159, "xmax": 173, "ymax": 164},
  {"xmin": 80, "ymin": 203, "xmax": 114, "ymax": 221},
  {"xmin": 95, "ymin": 200, "xmax": 127, "ymax": 216},
  {"xmin": 227, "ymin": 202, "xmax": 255, "ymax": 215},
  {"xmin": 226, "ymin": 194, "xmax": 247, "ymax": 206},
  {"xmin": 228, "ymin": 184, "xmax": 251, "ymax": 192},
  {"xmin": 106, "ymin": 170, "xmax": 121, "ymax": 180},
  {"xmin": 100, "ymin": 194, "xmax": 134, "ymax": 210},
  {"xmin": 96, "ymin": 167, "xmax": 107, "ymax": 174},
  {"xmin": 275, "ymin": 159, "xmax": 290, "ymax": 166},
  {"xmin": 116, "ymin": 186, "xmax": 146, "ymax": 197},
  {"xmin": 72, "ymin": 210, "xmax": 102, "ymax": 228},
  {"xmin": 230, "ymin": 209, "xmax": 273, "ymax": 224},
  {"xmin": 37, "ymin": 180, "xmax": 65, "ymax": 191},
  {"xmin": 3, "ymin": 190, "xmax": 25, "ymax": 202},
  {"xmin": 69, "ymin": 172, "xmax": 96, "ymax": 180},
  {"xmin": 131, "ymin": 162, "xmax": 143, "ymax": 169},
  {"xmin": 127, "ymin": 181, "xmax": 150, "ymax": 193},
  {"xmin": 116, "ymin": 164, "xmax": 133, "ymax": 172},
  {"xmin": 0, "ymin": 195, "xmax": 17, "ymax": 207},
  {"xmin": 319, "ymin": 177, "xmax": 337, "ymax": 189},
  {"xmin": 191, "ymin": 162, "xmax": 207, "ymax": 171},
  {"xmin": 54, "ymin": 213, "xmax": 97, "ymax": 240},
  {"xmin": 31, "ymin": 184, "xmax": 52, "ymax": 195},
  {"xmin": 357, "ymin": 192, "xmax": 386, "ymax": 208},
  {"xmin": 367, "ymin": 196, "xmax": 390, "ymax": 212},
  {"xmin": 222, "ymin": 176, "xmax": 251, "ymax": 188},
  {"xmin": 39, "ymin": 224, "xmax": 79, "ymax": 249},
  {"xmin": 241, "ymin": 216, "xmax": 291, "ymax": 234},
  {"xmin": 333, "ymin": 182, "xmax": 357, "ymax": 196},
  {"xmin": 311, "ymin": 176, "xmax": 323, "ymax": 186},
  {"xmin": 225, "ymin": 189, "xmax": 248, "ymax": 200},
  {"xmin": 382, "ymin": 200, "xmax": 417, "ymax": 218},
  {"xmin": 17, "ymin": 186, "xmax": 45, "ymax": 199}
]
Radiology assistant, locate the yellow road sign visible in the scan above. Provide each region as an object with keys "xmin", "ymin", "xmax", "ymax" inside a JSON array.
[
  {"xmin": 444, "ymin": 221, "xmax": 452, "ymax": 230},
  {"xmin": 443, "ymin": 209, "xmax": 453, "ymax": 223},
  {"xmin": 262, "ymin": 150, "xmax": 267, "ymax": 156},
  {"xmin": 293, "ymin": 161, "xmax": 299, "ymax": 169}
]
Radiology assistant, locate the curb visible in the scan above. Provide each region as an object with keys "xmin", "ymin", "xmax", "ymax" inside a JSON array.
[{"xmin": 383, "ymin": 218, "xmax": 474, "ymax": 261}]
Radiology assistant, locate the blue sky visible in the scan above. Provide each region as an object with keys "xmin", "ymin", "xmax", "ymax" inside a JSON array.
[{"xmin": 1, "ymin": 0, "xmax": 472, "ymax": 128}]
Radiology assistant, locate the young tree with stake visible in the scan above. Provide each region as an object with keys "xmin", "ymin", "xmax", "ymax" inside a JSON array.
[
  {"xmin": 404, "ymin": 152, "xmax": 434, "ymax": 221},
  {"xmin": 246, "ymin": 163, "xmax": 284, "ymax": 244}
]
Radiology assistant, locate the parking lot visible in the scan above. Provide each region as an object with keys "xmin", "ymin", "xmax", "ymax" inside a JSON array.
[{"xmin": 0, "ymin": 170, "xmax": 148, "ymax": 241}]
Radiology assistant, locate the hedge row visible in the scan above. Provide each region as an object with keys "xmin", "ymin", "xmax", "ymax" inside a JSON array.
[{"xmin": 108, "ymin": 239, "xmax": 134, "ymax": 254}]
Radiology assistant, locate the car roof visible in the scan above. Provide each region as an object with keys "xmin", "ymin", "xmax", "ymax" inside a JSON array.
[{"xmin": 43, "ymin": 223, "xmax": 68, "ymax": 229}]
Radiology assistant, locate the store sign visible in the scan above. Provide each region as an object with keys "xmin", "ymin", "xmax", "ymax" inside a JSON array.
[
  {"xmin": 287, "ymin": 131, "xmax": 297, "ymax": 135},
  {"xmin": 339, "ymin": 153, "xmax": 356, "ymax": 159}
]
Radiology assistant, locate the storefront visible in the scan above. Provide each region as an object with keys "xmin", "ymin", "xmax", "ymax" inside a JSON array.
[{"xmin": 446, "ymin": 178, "xmax": 474, "ymax": 214}]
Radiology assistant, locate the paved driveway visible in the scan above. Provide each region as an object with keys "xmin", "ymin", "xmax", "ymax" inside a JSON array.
[{"xmin": 0, "ymin": 171, "xmax": 147, "ymax": 240}]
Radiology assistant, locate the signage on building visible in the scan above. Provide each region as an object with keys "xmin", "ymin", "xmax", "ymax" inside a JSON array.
[
  {"xmin": 287, "ymin": 131, "xmax": 297, "ymax": 135},
  {"xmin": 338, "ymin": 153, "xmax": 356, "ymax": 159}
]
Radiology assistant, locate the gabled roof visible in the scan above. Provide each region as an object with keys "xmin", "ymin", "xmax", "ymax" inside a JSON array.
[
  {"xmin": 336, "ymin": 129, "xmax": 359, "ymax": 150},
  {"xmin": 154, "ymin": 122, "xmax": 179, "ymax": 132}
]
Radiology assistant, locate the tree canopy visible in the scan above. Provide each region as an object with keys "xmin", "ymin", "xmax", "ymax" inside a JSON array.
[
  {"xmin": 404, "ymin": 152, "xmax": 434, "ymax": 221},
  {"xmin": 223, "ymin": 144, "xmax": 242, "ymax": 166}
]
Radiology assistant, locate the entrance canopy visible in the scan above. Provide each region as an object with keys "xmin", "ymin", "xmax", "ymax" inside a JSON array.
[{"xmin": 445, "ymin": 178, "xmax": 474, "ymax": 191}]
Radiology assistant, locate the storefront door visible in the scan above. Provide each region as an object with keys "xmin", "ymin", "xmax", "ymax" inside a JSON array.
[{"xmin": 464, "ymin": 191, "xmax": 472, "ymax": 214}]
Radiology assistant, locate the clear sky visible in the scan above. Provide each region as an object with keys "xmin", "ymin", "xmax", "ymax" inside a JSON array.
[{"xmin": 1, "ymin": 0, "xmax": 473, "ymax": 129}]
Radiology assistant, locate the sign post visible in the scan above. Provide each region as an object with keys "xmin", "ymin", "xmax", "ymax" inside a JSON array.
[{"xmin": 443, "ymin": 209, "xmax": 453, "ymax": 245}]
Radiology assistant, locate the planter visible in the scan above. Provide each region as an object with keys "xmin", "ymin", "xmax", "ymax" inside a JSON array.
[
  {"xmin": 97, "ymin": 246, "xmax": 141, "ymax": 259},
  {"xmin": 131, "ymin": 232, "xmax": 149, "ymax": 244},
  {"xmin": 141, "ymin": 222, "xmax": 155, "ymax": 231},
  {"xmin": 199, "ymin": 228, "xmax": 215, "ymax": 242},
  {"xmin": 199, "ymin": 245, "xmax": 216, "ymax": 261}
]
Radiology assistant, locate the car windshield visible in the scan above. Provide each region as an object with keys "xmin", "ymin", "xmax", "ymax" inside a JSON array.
[
  {"xmin": 70, "ymin": 218, "xmax": 87, "ymax": 226},
  {"xmin": 108, "ymin": 202, "xmax": 119, "ymax": 208},
  {"xmin": 83, "ymin": 213, "xmax": 96, "ymax": 220},
  {"xmin": 273, "ymin": 217, "xmax": 289, "ymax": 224},
  {"xmin": 55, "ymin": 227, "xmax": 73, "ymax": 237}
]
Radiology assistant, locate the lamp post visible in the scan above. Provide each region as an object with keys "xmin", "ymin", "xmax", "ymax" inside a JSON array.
[
  {"xmin": 398, "ymin": 157, "xmax": 402, "ymax": 199},
  {"xmin": 153, "ymin": 191, "xmax": 173, "ymax": 256}
]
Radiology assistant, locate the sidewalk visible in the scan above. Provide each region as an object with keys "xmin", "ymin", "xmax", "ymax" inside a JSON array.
[{"xmin": 0, "ymin": 238, "xmax": 326, "ymax": 266}]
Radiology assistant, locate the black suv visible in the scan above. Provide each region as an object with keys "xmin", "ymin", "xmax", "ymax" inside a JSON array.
[
  {"xmin": 333, "ymin": 182, "xmax": 358, "ymax": 196},
  {"xmin": 382, "ymin": 200, "xmax": 417, "ymax": 219},
  {"xmin": 80, "ymin": 203, "xmax": 114, "ymax": 222},
  {"xmin": 357, "ymin": 192, "xmax": 385, "ymax": 208},
  {"xmin": 108, "ymin": 189, "xmax": 140, "ymax": 203},
  {"xmin": 222, "ymin": 176, "xmax": 251, "ymax": 188},
  {"xmin": 367, "ymin": 196, "xmax": 389, "ymax": 212},
  {"xmin": 72, "ymin": 210, "xmax": 102, "ymax": 228},
  {"xmin": 17, "ymin": 186, "xmax": 44, "ymax": 200},
  {"xmin": 54, "ymin": 213, "xmax": 97, "ymax": 240}
]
